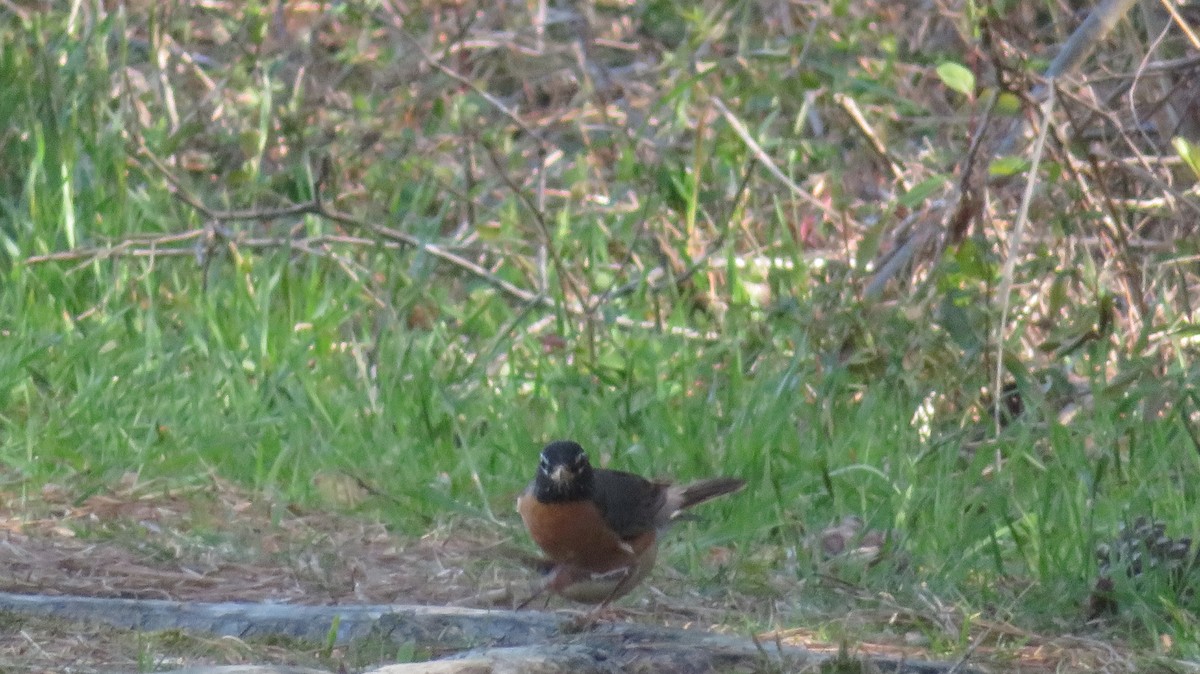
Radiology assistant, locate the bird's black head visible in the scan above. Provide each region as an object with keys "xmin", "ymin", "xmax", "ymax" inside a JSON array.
[{"xmin": 533, "ymin": 440, "xmax": 594, "ymax": 502}]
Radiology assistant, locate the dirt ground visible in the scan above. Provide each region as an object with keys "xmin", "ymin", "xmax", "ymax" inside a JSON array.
[
  {"xmin": 0, "ymin": 474, "xmax": 1134, "ymax": 673},
  {"xmin": 0, "ymin": 473, "xmax": 773, "ymax": 672}
]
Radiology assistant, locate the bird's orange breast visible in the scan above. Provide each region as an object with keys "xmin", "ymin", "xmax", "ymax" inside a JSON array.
[{"xmin": 517, "ymin": 493, "xmax": 656, "ymax": 574}]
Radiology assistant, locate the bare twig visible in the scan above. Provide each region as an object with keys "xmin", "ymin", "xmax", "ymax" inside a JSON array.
[
  {"xmin": 834, "ymin": 92, "xmax": 909, "ymax": 191},
  {"xmin": 994, "ymin": 83, "xmax": 1056, "ymax": 446},
  {"xmin": 863, "ymin": 208, "xmax": 941, "ymax": 301},
  {"xmin": 382, "ymin": 11, "xmax": 549, "ymax": 149},
  {"xmin": 31, "ymin": 153, "xmax": 721, "ymax": 340},
  {"xmin": 993, "ymin": 0, "xmax": 1139, "ymax": 156},
  {"xmin": 711, "ymin": 96, "xmax": 846, "ymax": 225},
  {"xmin": 1158, "ymin": 0, "xmax": 1200, "ymax": 50}
]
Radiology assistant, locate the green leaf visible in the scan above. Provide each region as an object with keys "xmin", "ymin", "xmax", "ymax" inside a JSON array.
[
  {"xmin": 899, "ymin": 174, "xmax": 949, "ymax": 208},
  {"xmin": 996, "ymin": 92, "xmax": 1022, "ymax": 115},
  {"xmin": 1173, "ymin": 323, "xmax": 1200, "ymax": 338},
  {"xmin": 936, "ymin": 62, "xmax": 975, "ymax": 97},
  {"xmin": 938, "ymin": 290, "xmax": 981, "ymax": 351},
  {"xmin": 953, "ymin": 238, "xmax": 992, "ymax": 281},
  {"xmin": 857, "ymin": 218, "xmax": 886, "ymax": 271},
  {"xmin": 988, "ymin": 156, "xmax": 1029, "ymax": 177},
  {"xmin": 1173, "ymin": 136, "xmax": 1200, "ymax": 179},
  {"xmin": 1047, "ymin": 274, "xmax": 1068, "ymax": 317}
]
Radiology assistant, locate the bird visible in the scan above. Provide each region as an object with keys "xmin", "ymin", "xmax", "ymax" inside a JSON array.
[{"xmin": 516, "ymin": 440, "xmax": 745, "ymax": 608}]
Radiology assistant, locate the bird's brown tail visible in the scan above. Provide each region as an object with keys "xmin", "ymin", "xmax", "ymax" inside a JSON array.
[{"xmin": 674, "ymin": 477, "xmax": 746, "ymax": 510}]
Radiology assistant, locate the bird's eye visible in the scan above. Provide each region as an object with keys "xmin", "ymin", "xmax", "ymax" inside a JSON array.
[{"xmin": 573, "ymin": 453, "xmax": 587, "ymax": 468}]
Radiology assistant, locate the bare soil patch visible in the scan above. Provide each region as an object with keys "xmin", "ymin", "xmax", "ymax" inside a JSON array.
[
  {"xmin": 0, "ymin": 474, "xmax": 757, "ymax": 671},
  {"xmin": 0, "ymin": 475, "xmax": 514, "ymax": 671},
  {"xmin": 0, "ymin": 475, "xmax": 1137, "ymax": 672},
  {"xmin": 3, "ymin": 477, "xmax": 488, "ymax": 605}
]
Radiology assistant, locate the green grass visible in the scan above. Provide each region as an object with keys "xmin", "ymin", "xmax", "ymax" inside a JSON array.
[{"xmin": 2, "ymin": 1, "xmax": 1199, "ymax": 664}]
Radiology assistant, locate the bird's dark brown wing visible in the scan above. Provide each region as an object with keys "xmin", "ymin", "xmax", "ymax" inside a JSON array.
[{"xmin": 590, "ymin": 468, "xmax": 668, "ymax": 539}]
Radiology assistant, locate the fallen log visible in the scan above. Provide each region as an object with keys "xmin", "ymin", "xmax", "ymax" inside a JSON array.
[{"xmin": 0, "ymin": 592, "xmax": 973, "ymax": 673}]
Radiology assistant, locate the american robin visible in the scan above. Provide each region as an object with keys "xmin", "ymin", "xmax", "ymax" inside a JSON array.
[{"xmin": 516, "ymin": 440, "xmax": 745, "ymax": 606}]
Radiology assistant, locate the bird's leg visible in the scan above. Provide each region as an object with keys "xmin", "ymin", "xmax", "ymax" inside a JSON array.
[
  {"xmin": 518, "ymin": 562, "xmax": 588, "ymax": 610},
  {"xmin": 515, "ymin": 584, "xmax": 547, "ymax": 610},
  {"xmin": 512, "ymin": 551, "xmax": 560, "ymax": 610},
  {"xmin": 596, "ymin": 565, "xmax": 636, "ymax": 607},
  {"xmin": 563, "ymin": 565, "xmax": 636, "ymax": 631}
]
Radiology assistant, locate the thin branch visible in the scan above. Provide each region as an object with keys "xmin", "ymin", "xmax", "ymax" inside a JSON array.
[
  {"xmin": 710, "ymin": 96, "xmax": 847, "ymax": 225},
  {"xmin": 834, "ymin": 92, "xmax": 910, "ymax": 191},
  {"xmin": 32, "ymin": 154, "xmax": 720, "ymax": 341},
  {"xmin": 994, "ymin": 83, "xmax": 1057, "ymax": 446},
  {"xmin": 383, "ymin": 12, "xmax": 549, "ymax": 149},
  {"xmin": 993, "ymin": 0, "xmax": 1139, "ymax": 156}
]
